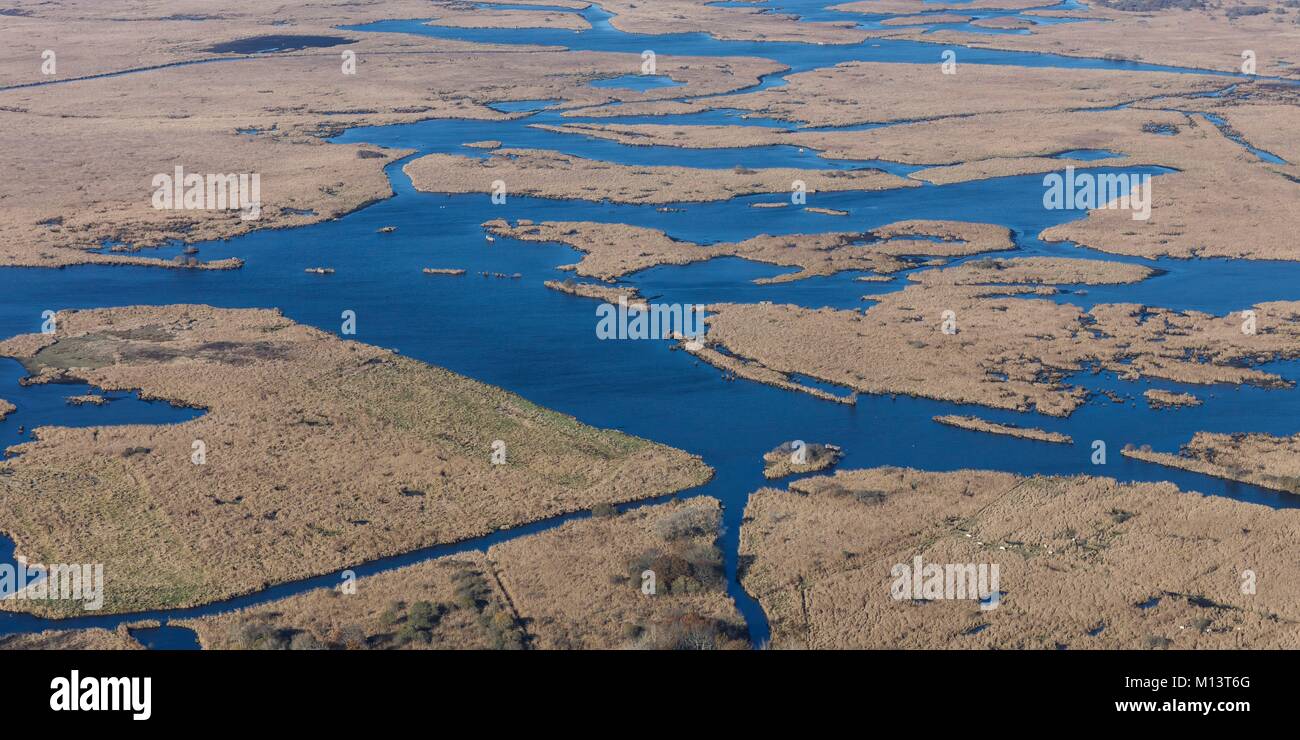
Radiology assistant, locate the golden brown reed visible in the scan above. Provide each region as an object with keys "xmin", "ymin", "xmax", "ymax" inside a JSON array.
[
  {"xmin": 0, "ymin": 305, "xmax": 711, "ymax": 616},
  {"xmin": 741, "ymin": 467, "xmax": 1300, "ymax": 648}
]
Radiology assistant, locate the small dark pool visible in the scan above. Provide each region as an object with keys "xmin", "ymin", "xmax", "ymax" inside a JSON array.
[
  {"xmin": 128, "ymin": 624, "xmax": 202, "ymax": 650},
  {"xmin": 206, "ymin": 35, "xmax": 355, "ymax": 54}
]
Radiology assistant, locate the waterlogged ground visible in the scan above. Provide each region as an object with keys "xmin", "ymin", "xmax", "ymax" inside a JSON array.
[{"xmin": 1, "ymin": 0, "xmax": 1297, "ymax": 647}]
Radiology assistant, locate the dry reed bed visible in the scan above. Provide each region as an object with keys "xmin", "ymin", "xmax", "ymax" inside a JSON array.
[
  {"xmin": 741, "ymin": 467, "xmax": 1300, "ymax": 648},
  {"xmin": 908, "ymin": 257, "xmax": 1155, "ymax": 287},
  {"xmin": 562, "ymin": 62, "xmax": 1225, "ymax": 125},
  {"xmin": 542, "ymin": 97, "xmax": 1300, "ymax": 263},
  {"xmin": 1143, "ymin": 389, "xmax": 1202, "ymax": 409},
  {"xmin": 0, "ymin": 626, "xmax": 145, "ymax": 650},
  {"xmin": 762, "ymin": 442, "xmax": 844, "ymax": 479},
  {"xmin": 932, "ymin": 415, "xmax": 1072, "ymax": 444},
  {"xmin": 0, "ymin": 5, "xmax": 783, "ymax": 268},
  {"xmin": 544, "ymin": 280, "xmax": 645, "ymax": 307},
  {"xmin": 1123, "ymin": 431, "xmax": 1300, "ymax": 496},
  {"xmin": 489, "ymin": 497, "xmax": 746, "ymax": 649},
  {"xmin": 694, "ymin": 288, "xmax": 1300, "ymax": 416},
  {"xmin": 405, "ymin": 148, "xmax": 914, "ymax": 205},
  {"xmin": 181, "ymin": 497, "xmax": 744, "ymax": 649},
  {"xmin": 0, "ymin": 305, "xmax": 710, "ymax": 616},
  {"xmin": 880, "ymin": 0, "xmax": 1300, "ymax": 78},
  {"xmin": 485, "ymin": 218, "xmax": 1011, "ymax": 283}
]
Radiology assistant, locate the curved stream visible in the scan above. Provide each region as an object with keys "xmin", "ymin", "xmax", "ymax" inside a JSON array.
[{"xmin": 2, "ymin": 1, "xmax": 1298, "ymax": 647}]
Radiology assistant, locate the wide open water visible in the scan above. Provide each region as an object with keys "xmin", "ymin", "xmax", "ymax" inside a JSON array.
[{"xmin": 1, "ymin": 0, "xmax": 1297, "ymax": 646}]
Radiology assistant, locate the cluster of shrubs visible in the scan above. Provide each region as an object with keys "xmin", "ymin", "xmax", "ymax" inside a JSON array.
[
  {"xmin": 1143, "ymin": 635, "xmax": 1173, "ymax": 650},
  {"xmin": 1107, "ymin": 508, "xmax": 1135, "ymax": 524},
  {"xmin": 1141, "ymin": 122, "xmax": 1179, "ymax": 135},
  {"xmin": 768, "ymin": 440, "xmax": 840, "ymax": 466},
  {"xmin": 1098, "ymin": 0, "xmax": 1207, "ymax": 10},
  {"xmin": 807, "ymin": 479, "xmax": 888, "ymax": 505},
  {"xmin": 379, "ymin": 599, "xmax": 449, "ymax": 646},
  {"xmin": 227, "ymin": 618, "xmax": 322, "ymax": 650},
  {"xmin": 1100, "ymin": 0, "xmax": 1287, "ymax": 18},
  {"xmin": 654, "ymin": 505, "xmax": 719, "ymax": 541},
  {"xmin": 223, "ymin": 564, "xmax": 529, "ymax": 650},
  {"xmin": 967, "ymin": 257, "xmax": 1008, "ymax": 271},
  {"xmin": 1224, "ymin": 5, "xmax": 1269, "ymax": 18},
  {"xmin": 449, "ymin": 566, "xmax": 527, "ymax": 650},
  {"xmin": 627, "ymin": 542, "xmax": 724, "ymax": 596},
  {"xmin": 623, "ymin": 611, "xmax": 749, "ymax": 650}
]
